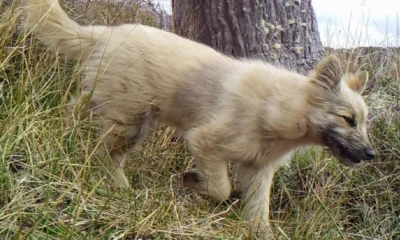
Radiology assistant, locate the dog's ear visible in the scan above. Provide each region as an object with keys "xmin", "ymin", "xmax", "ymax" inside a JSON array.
[
  {"xmin": 346, "ymin": 71, "xmax": 369, "ymax": 94},
  {"xmin": 311, "ymin": 55, "xmax": 341, "ymax": 91}
]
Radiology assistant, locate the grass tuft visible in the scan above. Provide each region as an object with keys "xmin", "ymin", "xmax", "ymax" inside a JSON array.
[{"xmin": 0, "ymin": 1, "xmax": 399, "ymax": 239}]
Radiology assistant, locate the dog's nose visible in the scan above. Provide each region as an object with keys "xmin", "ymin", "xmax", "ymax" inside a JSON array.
[{"xmin": 365, "ymin": 148, "xmax": 375, "ymax": 160}]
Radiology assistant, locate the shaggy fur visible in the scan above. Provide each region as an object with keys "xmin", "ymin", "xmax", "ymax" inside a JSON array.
[{"xmin": 22, "ymin": 0, "xmax": 375, "ymax": 237}]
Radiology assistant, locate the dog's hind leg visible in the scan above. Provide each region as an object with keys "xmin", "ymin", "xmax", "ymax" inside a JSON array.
[{"xmin": 100, "ymin": 110, "xmax": 155, "ymax": 188}]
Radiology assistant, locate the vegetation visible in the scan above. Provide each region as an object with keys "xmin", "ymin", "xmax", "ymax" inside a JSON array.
[{"xmin": 0, "ymin": 0, "xmax": 399, "ymax": 239}]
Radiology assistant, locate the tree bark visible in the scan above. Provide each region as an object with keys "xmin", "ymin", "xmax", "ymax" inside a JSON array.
[{"xmin": 172, "ymin": 0, "xmax": 325, "ymax": 74}]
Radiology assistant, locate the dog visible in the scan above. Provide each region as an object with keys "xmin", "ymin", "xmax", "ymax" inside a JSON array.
[{"xmin": 22, "ymin": 0, "xmax": 375, "ymax": 237}]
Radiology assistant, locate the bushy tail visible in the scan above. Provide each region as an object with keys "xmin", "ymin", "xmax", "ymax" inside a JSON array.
[{"xmin": 23, "ymin": 0, "xmax": 99, "ymax": 60}]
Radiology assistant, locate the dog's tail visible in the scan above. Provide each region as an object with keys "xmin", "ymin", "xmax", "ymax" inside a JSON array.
[{"xmin": 23, "ymin": 0, "xmax": 100, "ymax": 61}]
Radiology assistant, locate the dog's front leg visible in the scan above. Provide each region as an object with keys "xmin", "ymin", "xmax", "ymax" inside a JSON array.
[
  {"xmin": 183, "ymin": 124, "xmax": 232, "ymax": 203},
  {"xmin": 182, "ymin": 157, "xmax": 231, "ymax": 203},
  {"xmin": 237, "ymin": 162, "xmax": 275, "ymax": 238}
]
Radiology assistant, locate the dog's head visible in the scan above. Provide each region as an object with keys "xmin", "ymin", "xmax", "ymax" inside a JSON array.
[{"xmin": 305, "ymin": 55, "xmax": 375, "ymax": 166}]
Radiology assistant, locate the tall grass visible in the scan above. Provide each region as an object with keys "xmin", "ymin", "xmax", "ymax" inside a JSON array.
[{"xmin": 0, "ymin": 0, "xmax": 399, "ymax": 239}]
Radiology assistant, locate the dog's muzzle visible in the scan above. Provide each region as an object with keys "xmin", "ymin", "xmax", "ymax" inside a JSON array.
[{"xmin": 364, "ymin": 147, "xmax": 375, "ymax": 161}]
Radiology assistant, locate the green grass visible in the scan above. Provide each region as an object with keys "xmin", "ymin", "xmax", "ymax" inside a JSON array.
[{"xmin": 1, "ymin": 1, "xmax": 400, "ymax": 239}]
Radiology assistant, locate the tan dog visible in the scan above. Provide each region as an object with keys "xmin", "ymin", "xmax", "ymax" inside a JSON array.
[{"xmin": 23, "ymin": 0, "xmax": 375, "ymax": 236}]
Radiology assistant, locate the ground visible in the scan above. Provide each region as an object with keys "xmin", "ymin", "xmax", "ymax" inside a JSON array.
[{"xmin": 0, "ymin": 1, "xmax": 399, "ymax": 239}]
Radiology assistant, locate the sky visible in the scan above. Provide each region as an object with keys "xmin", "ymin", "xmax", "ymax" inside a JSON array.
[
  {"xmin": 154, "ymin": 0, "xmax": 399, "ymax": 48},
  {"xmin": 313, "ymin": 0, "xmax": 400, "ymax": 48}
]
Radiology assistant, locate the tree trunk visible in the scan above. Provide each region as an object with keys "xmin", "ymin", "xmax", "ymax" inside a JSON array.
[{"xmin": 172, "ymin": 0, "xmax": 325, "ymax": 74}]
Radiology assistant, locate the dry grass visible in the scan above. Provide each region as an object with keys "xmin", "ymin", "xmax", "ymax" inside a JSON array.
[{"xmin": 0, "ymin": 1, "xmax": 399, "ymax": 239}]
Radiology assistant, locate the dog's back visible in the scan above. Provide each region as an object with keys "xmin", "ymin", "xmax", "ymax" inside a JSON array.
[{"xmin": 23, "ymin": 0, "xmax": 242, "ymax": 130}]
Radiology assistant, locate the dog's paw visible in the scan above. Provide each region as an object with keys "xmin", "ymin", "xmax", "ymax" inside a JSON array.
[
  {"xmin": 230, "ymin": 189, "xmax": 242, "ymax": 200},
  {"xmin": 182, "ymin": 171, "xmax": 201, "ymax": 189},
  {"xmin": 214, "ymin": 190, "xmax": 242, "ymax": 207}
]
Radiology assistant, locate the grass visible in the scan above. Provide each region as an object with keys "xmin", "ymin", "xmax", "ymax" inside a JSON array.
[{"xmin": 0, "ymin": 0, "xmax": 399, "ymax": 239}]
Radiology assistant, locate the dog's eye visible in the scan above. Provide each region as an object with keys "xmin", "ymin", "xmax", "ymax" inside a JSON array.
[{"xmin": 342, "ymin": 115, "xmax": 356, "ymax": 127}]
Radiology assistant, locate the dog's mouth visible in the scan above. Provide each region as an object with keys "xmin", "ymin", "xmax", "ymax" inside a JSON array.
[
  {"xmin": 324, "ymin": 147, "xmax": 371, "ymax": 167},
  {"xmin": 337, "ymin": 157, "xmax": 362, "ymax": 167},
  {"xmin": 322, "ymin": 135, "xmax": 366, "ymax": 167},
  {"xmin": 326, "ymin": 143, "xmax": 373, "ymax": 167}
]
